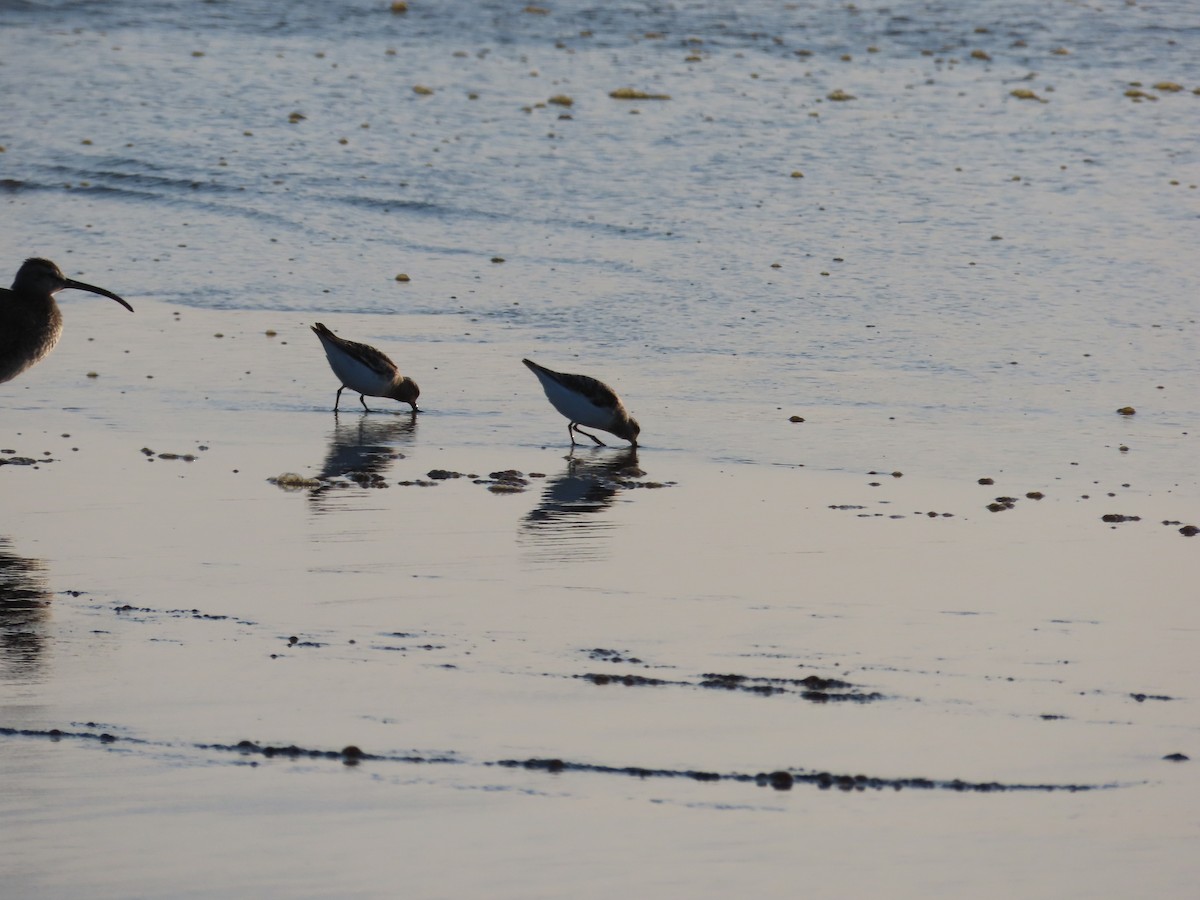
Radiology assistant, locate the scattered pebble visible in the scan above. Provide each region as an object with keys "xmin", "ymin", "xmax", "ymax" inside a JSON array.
[
  {"xmin": 766, "ymin": 771, "xmax": 794, "ymax": 790},
  {"xmin": 609, "ymin": 87, "xmax": 671, "ymax": 100},
  {"xmin": 269, "ymin": 472, "xmax": 321, "ymax": 490},
  {"xmin": 1010, "ymin": 88, "xmax": 1047, "ymax": 102}
]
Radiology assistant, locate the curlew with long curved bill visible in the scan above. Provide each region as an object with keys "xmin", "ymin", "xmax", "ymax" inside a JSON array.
[{"xmin": 1, "ymin": 258, "xmax": 133, "ymax": 385}]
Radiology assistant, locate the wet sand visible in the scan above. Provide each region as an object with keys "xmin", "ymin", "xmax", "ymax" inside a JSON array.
[{"xmin": 3, "ymin": 305, "xmax": 1197, "ymax": 898}]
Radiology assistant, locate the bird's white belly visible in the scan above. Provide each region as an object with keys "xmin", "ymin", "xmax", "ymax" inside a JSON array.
[
  {"xmin": 540, "ymin": 377, "xmax": 609, "ymax": 428},
  {"xmin": 324, "ymin": 348, "xmax": 392, "ymax": 396}
]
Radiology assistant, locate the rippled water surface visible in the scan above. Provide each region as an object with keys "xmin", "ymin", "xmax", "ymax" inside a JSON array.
[
  {"xmin": 2, "ymin": 1, "xmax": 1199, "ymax": 898},
  {"xmin": 4, "ymin": 1, "xmax": 1197, "ymax": 468}
]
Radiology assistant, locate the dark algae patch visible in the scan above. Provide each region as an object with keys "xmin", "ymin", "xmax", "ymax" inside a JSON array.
[
  {"xmin": 112, "ymin": 603, "xmax": 256, "ymax": 626},
  {"xmin": 577, "ymin": 670, "xmax": 883, "ymax": 702},
  {"xmin": 2, "ymin": 725, "xmax": 1120, "ymax": 794},
  {"xmin": 698, "ymin": 672, "xmax": 882, "ymax": 702},
  {"xmin": 581, "ymin": 672, "xmax": 670, "ymax": 687},
  {"xmin": 585, "ymin": 647, "xmax": 644, "ymax": 664},
  {"xmin": 494, "ymin": 756, "xmax": 1112, "ymax": 794}
]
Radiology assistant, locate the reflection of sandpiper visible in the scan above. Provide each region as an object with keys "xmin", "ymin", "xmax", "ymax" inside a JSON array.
[
  {"xmin": 316, "ymin": 413, "xmax": 417, "ymax": 482},
  {"xmin": 520, "ymin": 448, "xmax": 642, "ymax": 562},
  {"xmin": 1, "ymin": 258, "xmax": 133, "ymax": 384},
  {"xmin": 311, "ymin": 322, "xmax": 420, "ymax": 413},
  {"xmin": 307, "ymin": 413, "xmax": 417, "ymax": 512},
  {"xmin": 522, "ymin": 358, "xmax": 639, "ymax": 447}
]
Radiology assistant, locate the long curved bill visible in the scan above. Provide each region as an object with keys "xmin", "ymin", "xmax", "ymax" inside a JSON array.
[{"xmin": 65, "ymin": 278, "xmax": 134, "ymax": 312}]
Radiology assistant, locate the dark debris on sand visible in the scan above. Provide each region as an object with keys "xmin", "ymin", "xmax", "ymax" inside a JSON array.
[
  {"xmin": 577, "ymin": 669, "xmax": 883, "ymax": 703},
  {"xmin": 495, "ymin": 756, "xmax": 1112, "ymax": 794},
  {"xmin": 0, "ymin": 725, "xmax": 1125, "ymax": 794},
  {"xmin": 0, "ymin": 455, "xmax": 56, "ymax": 466}
]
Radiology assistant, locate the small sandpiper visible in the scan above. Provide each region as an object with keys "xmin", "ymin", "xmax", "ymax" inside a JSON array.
[
  {"xmin": 311, "ymin": 322, "xmax": 420, "ymax": 413},
  {"xmin": 523, "ymin": 358, "xmax": 640, "ymax": 447},
  {"xmin": 1, "ymin": 258, "xmax": 133, "ymax": 385}
]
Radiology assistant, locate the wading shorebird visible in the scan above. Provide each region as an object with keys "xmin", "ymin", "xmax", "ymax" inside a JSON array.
[
  {"xmin": 311, "ymin": 322, "xmax": 420, "ymax": 413},
  {"xmin": 1, "ymin": 258, "xmax": 133, "ymax": 385},
  {"xmin": 522, "ymin": 358, "xmax": 640, "ymax": 447}
]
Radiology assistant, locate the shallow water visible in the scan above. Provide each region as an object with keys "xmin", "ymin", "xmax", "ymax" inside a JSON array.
[
  {"xmin": 3, "ymin": 1, "xmax": 1199, "ymax": 897},
  {"xmin": 4, "ymin": 1, "xmax": 1197, "ymax": 476}
]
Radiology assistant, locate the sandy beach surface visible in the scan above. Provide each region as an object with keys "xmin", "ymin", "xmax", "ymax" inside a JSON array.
[{"xmin": 3, "ymin": 1, "xmax": 1199, "ymax": 897}]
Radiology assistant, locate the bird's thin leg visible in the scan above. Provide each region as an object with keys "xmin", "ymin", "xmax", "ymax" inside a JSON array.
[
  {"xmin": 334, "ymin": 386, "xmax": 344, "ymax": 412},
  {"xmin": 359, "ymin": 394, "xmax": 372, "ymax": 412},
  {"xmin": 568, "ymin": 423, "xmax": 578, "ymax": 446},
  {"xmin": 572, "ymin": 423, "xmax": 606, "ymax": 447}
]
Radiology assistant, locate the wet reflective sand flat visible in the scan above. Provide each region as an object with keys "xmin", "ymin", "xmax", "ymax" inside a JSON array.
[{"xmin": 2, "ymin": 1, "xmax": 1198, "ymax": 897}]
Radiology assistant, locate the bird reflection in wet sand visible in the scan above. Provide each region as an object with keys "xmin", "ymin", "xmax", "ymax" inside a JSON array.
[
  {"xmin": 0, "ymin": 536, "xmax": 52, "ymax": 681},
  {"xmin": 308, "ymin": 412, "xmax": 417, "ymax": 507},
  {"xmin": 520, "ymin": 447, "xmax": 643, "ymax": 563}
]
